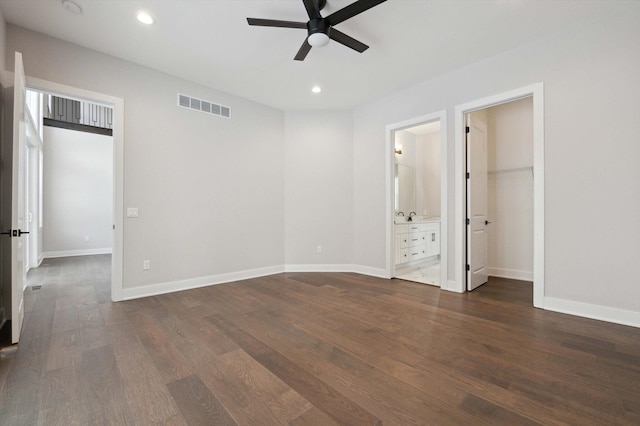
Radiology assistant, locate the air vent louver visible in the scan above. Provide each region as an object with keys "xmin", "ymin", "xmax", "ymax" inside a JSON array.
[{"xmin": 177, "ymin": 93, "xmax": 231, "ymax": 119}]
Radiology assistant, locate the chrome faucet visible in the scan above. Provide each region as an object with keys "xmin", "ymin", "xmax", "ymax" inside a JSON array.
[
  {"xmin": 397, "ymin": 212, "xmax": 405, "ymax": 216},
  {"xmin": 408, "ymin": 211, "xmax": 416, "ymax": 221}
]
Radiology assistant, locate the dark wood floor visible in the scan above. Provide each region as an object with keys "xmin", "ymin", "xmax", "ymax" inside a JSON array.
[{"xmin": 1, "ymin": 256, "xmax": 639, "ymax": 425}]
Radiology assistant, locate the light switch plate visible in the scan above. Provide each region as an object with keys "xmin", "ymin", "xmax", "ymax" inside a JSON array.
[{"xmin": 127, "ymin": 207, "xmax": 139, "ymax": 218}]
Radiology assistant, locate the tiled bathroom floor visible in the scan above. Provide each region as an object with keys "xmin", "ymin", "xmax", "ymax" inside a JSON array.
[{"xmin": 395, "ymin": 262, "xmax": 440, "ymax": 286}]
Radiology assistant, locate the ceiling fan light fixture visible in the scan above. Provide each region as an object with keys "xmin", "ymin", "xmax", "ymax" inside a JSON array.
[{"xmin": 308, "ymin": 32, "xmax": 330, "ymax": 47}]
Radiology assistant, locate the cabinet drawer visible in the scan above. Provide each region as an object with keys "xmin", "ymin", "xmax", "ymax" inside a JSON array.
[
  {"xmin": 408, "ymin": 246, "xmax": 427, "ymax": 261},
  {"xmin": 408, "ymin": 232, "xmax": 427, "ymax": 247},
  {"xmin": 408, "ymin": 224, "xmax": 421, "ymax": 233}
]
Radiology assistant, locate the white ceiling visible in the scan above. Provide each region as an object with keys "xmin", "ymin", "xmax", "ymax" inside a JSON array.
[{"xmin": 0, "ymin": 0, "xmax": 620, "ymax": 110}]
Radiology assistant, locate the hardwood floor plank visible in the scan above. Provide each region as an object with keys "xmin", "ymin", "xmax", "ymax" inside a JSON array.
[
  {"xmin": 146, "ymin": 302, "xmax": 286, "ymax": 425},
  {"xmin": 126, "ymin": 310, "xmax": 193, "ymax": 383},
  {"xmin": 167, "ymin": 373, "xmax": 237, "ymax": 426},
  {"xmin": 459, "ymin": 393, "xmax": 541, "ymax": 425},
  {"xmin": 289, "ymin": 406, "xmax": 341, "ymax": 426},
  {"xmin": 2, "ymin": 256, "xmax": 639, "ymax": 425},
  {"xmin": 219, "ymin": 349, "xmax": 313, "ymax": 424},
  {"xmin": 79, "ymin": 344, "xmax": 135, "ymax": 424},
  {"xmin": 207, "ymin": 313, "xmax": 383, "ymax": 426},
  {"xmin": 106, "ymin": 324, "xmax": 181, "ymax": 423}
]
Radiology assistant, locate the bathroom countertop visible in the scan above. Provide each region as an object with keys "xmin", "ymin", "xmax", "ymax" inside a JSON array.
[{"xmin": 394, "ymin": 217, "xmax": 440, "ymax": 224}]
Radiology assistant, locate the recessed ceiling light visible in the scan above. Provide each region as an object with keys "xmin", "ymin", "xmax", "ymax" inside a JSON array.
[
  {"xmin": 61, "ymin": 0, "xmax": 82, "ymax": 15},
  {"xmin": 137, "ymin": 11, "xmax": 154, "ymax": 25},
  {"xmin": 311, "ymin": 86, "xmax": 322, "ymax": 94}
]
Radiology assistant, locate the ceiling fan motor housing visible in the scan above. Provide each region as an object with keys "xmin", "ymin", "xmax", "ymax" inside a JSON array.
[{"xmin": 307, "ymin": 18, "xmax": 330, "ymax": 37}]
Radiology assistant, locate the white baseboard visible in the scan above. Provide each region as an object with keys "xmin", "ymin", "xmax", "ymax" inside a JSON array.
[
  {"xmin": 43, "ymin": 248, "xmax": 112, "ymax": 259},
  {"xmin": 544, "ymin": 296, "xmax": 640, "ymax": 329},
  {"xmin": 121, "ymin": 265, "xmax": 285, "ymax": 300},
  {"xmin": 488, "ymin": 267, "xmax": 533, "ymax": 282},
  {"xmin": 284, "ymin": 264, "xmax": 390, "ymax": 279},
  {"xmin": 121, "ymin": 264, "xmax": 392, "ymax": 301},
  {"xmin": 351, "ymin": 265, "xmax": 390, "ymax": 279}
]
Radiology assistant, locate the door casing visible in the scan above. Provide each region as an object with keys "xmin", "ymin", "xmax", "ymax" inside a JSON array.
[
  {"xmin": 25, "ymin": 76, "xmax": 125, "ymax": 302},
  {"xmin": 454, "ymin": 83, "xmax": 544, "ymax": 307},
  {"xmin": 385, "ymin": 110, "xmax": 448, "ymax": 290}
]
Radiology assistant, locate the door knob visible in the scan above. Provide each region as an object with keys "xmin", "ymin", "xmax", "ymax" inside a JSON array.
[
  {"xmin": 485, "ymin": 220, "xmax": 492, "ymax": 225},
  {"xmin": 18, "ymin": 229, "xmax": 30, "ymax": 236}
]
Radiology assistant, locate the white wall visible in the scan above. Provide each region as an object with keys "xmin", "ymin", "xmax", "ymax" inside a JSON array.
[
  {"xmin": 6, "ymin": 25, "xmax": 285, "ymax": 290},
  {"xmin": 284, "ymin": 110, "xmax": 353, "ymax": 267},
  {"xmin": 486, "ymin": 98, "xmax": 533, "ymax": 281},
  {"xmin": 353, "ymin": 4, "xmax": 640, "ymax": 316},
  {"xmin": 416, "ymin": 132, "xmax": 440, "ymax": 217},
  {"xmin": 42, "ymin": 126, "xmax": 113, "ymax": 257}
]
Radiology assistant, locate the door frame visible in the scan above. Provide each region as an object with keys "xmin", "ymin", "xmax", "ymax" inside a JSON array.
[
  {"xmin": 454, "ymin": 83, "xmax": 544, "ymax": 307},
  {"xmin": 25, "ymin": 76, "xmax": 125, "ymax": 301},
  {"xmin": 385, "ymin": 110, "xmax": 447, "ymax": 289}
]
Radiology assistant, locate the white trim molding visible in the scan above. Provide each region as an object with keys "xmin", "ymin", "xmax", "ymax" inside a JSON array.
[
  {"xmin": 488, "ymin": 268, "xmax": 533, "ymax": 282},
  {"xmin": 544, "ymin": 297, "xmax": 640, "ymax": 329},
  {"xmin": 43, "ymin": 248, "xmax": 112, "ymax": 259},
  {"xmin": 454, "ymin": 83, "xmax": 544, "ymax": 308},
  {"xmin": 121, "ymin": 265, "xmax": 285, "ymax": 300},
  {"xmin": 26, "ymin": 75, "xmax": 125, "ymax": 302},
  {"xmin": 120, "ymin": 264, "xmax": 393, "ymax": 301}
]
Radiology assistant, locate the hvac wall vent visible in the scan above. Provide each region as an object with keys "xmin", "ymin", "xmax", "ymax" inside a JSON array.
[{"xmin": 177, "ymin": 93, "xmax": 231, "ymax": 119}]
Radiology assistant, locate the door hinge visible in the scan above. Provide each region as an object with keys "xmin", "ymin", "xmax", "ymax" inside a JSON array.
[
  {"xmin": 466, "ymin": 264, "xmax": 470, "ymax": 271},
  {"xmin": 466, "ymin": 172, "xmax": 470, "ymax": 179},
  {"xmin": 466, "ymin": 218, "xmax": 470, "ymax": 225},
  {"xmin": 465, "ymin": 126, "xmax": 470, "ymax": 134}
]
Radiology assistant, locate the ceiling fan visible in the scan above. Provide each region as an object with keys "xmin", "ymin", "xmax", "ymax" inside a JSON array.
[{"xmin": 247, "ymin": 0, "xmax": 387, "ymax": 61}]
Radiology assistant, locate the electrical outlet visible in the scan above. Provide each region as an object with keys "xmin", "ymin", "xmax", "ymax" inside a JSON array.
[
  {"xmin": 127, "ymin": 207, "xmax": 139, "ymax": 218},
  {"xmin": 143, "ymin": 259, "xmax": 150, "ymax": 270},
  {"xmin": 316, "ymin": 245, "xmax": 322, "ymax": 253}
]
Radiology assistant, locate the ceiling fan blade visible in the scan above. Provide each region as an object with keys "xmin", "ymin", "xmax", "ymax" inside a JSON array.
[
  {"xmin": 329, "ymin": 29, "xmax": 369, "ymax": 53},
  {"xmin": 247, "ymin": 18, "xmax": 307, "ymax": 29},
  {"xmin": 326, "ymin": 0, "xmax": 387, "ymax": 26},
  {"xmin": 302, "ymin": 0, "xmax": 322, "ymax": 20},
  {"xmin": 294, "ymin": 39, "xmax": 312, "ymax": 61}
]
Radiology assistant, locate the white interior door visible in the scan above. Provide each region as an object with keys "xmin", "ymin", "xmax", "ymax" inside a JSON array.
[
  {"xmin": 11, "ymin": 52, "xmax": 28, "ymax": 343},
  {"xmin": 466, "ymin": 114, "xmax": 488, "ymax": 291}
]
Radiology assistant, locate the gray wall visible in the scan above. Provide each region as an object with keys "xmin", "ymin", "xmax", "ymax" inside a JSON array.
[
  {"xmin": 42, "ymin": 126, "xmax": 113, "ymax": 256},
  {"xmin": 6, "ymin": 25, "xmax": 285, "ymax": 289},
  {"xmin": 353, "ymin": 5, "xmax": 640, "ymax": 312},
  {"xmin": 284, "ymin": 110, "xmax": 353, "ymax": 266}
]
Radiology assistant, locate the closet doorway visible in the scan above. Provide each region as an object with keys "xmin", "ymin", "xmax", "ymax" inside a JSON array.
[{"xmin": 454, "ymin": 83, "xmax": 544, "ymax": 307}]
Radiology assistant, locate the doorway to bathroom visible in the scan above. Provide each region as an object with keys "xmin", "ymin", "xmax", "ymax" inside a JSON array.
[{"xmin": 386, "ymin": 110, "xmax": 447, "ymax": 289}]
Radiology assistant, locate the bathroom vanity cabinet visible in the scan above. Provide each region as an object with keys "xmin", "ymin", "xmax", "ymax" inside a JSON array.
[{"xmin": 395, "ymin": 222, "xmax": 440, "ymax": 265}]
